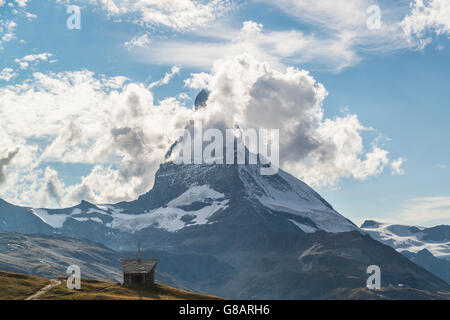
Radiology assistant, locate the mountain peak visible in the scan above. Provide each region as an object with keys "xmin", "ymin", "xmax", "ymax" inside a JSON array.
[
  {"xmin": 79, "ymin": 200, "xmax": 93, "ymax": 207},
  {"xmin": 360, "ymin": 220, "xmax": 382, "ymax": 229},
  {"xmin": 120, "ymin": 158, "xmax": 358, "ymax": 234},
  {"xmin": 194, "ymin": 89, "xmax": 210, "ymax": 110}
]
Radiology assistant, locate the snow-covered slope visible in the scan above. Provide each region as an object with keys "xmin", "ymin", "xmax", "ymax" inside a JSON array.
[
  {"xmin": 238, "ymin": 164, "xmax": 357, "ymax": 233},
  {"xmin": 361, "ymin": 220, "xmax": 450, "ymax": 284},
  {"xmin": 111, "ymin": 185, "xmax": 228, "ymax": 232},
  {"xmin": 361, "ymin": 220, "xmax": 450, "ymax": 260},
  {"xmin": 30, "ymin": 184, "xmax": 229, "ymax": 233}
]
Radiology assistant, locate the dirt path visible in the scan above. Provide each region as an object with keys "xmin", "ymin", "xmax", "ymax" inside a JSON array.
[{"xmin": 25, "ymin": 279, "xmax": 61, "ymax": 300}]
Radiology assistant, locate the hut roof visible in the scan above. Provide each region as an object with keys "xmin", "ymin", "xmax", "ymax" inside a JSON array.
[{"xmin": 120, "ymin": 259, "xmax": 158, "ymax": 274}]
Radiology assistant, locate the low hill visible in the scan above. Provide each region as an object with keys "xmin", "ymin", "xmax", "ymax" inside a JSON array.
[
  {"xmin": 0, "ymin": 232, "xmax": 122, "ymax": 281},
  {"xmin": 0, "ymin": 271, "xmax": 221, "ymax": 300}
]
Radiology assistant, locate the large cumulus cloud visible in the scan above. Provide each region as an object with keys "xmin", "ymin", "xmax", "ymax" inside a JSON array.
[
  {"xmin": 0, "ymin": 70, "xmax": 191, "ymax": 206},
  {"xmin": 196, "ymin": 54, "xmax": 399, "ymax": 186},
  {"xmin": 0, "ymin": 54, "xmax": 402, "ymax": 207}
]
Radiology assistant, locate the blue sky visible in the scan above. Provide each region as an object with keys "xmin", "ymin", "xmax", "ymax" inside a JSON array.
[
  {"xmin": 0, "ymin": 0, "xmax": 449, "ymax": 227},
  {"xmin": 318, "ymin": 45, "xmax": 450, "ymax": 225}
]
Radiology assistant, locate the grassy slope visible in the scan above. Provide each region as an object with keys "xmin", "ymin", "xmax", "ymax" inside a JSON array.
[
  {"xmin": 41, "ymin": 278, "xmax": 222, "ymax": 300},
  {"xmin": 0, "ymin": 271, "xmax": 221, "ymax": 300},
  {"xmin": 0, "ymin": 271, "xmax": 50, "ymax": 300}
]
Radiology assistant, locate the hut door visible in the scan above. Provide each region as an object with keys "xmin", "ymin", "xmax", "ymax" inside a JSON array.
[{"xmin": 132, "ymin": 274, "xmax": 144, "ymax": 284}]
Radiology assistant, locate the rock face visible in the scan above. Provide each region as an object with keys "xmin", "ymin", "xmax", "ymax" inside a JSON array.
[{"xmin": 361, "ymin": 220, "xmax": 450, "ymax": 285}]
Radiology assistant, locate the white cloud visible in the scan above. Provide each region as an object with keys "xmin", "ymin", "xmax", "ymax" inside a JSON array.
[
  {"xmin": 152, "ymin": 1, "xmax": 434, "ymax": 74},
  {"xmin": 391, "ymin": 157, "xmax": 406, "ymax": 175},
  {"xmin": 260, "ymin": 0, "xmax": 418, "ymax": 52},
  {"xmin": 0, "ymin": 20, "xmax": 17, "ymax": 45},
  {"xmin": 283, "ymin": 116, "xmax": 391, "ymax": 186},
  {"xmin": 192, "ymin": 54, "xmax": 400, "ymax": 186},
  {"xmin": 25, "ymin": 12, "xmax": 37, "ymax": 20},
  {"xmin": 184, "ymin": 72, "xmax": 212, "ymax": 89},
  {"xmin": 0, "ymin": 69, "xmax": 192, "ymax": 207},
  {"xmin": 124, "ymin": 34, "xmax": 150, "ymax": 49},
  {"xmin": 0, "ymin": 0, "xmax": 37, "ymax": 48},
  {"xmin": 148, "ymin": 65, "xmax": 181, "ymax": 89},
  {"xmin": 0, "ymin": 68, "xmax": 17, "ymax": 81},
  {"xmin": 177, "ymin": 92, "xmax": 191, "ymax": 100},
  {"xmin": 398, "ymin": 196, "xmax": 450, "ymax": 225},
  {"xmin": 0, "ymin": 0, "xmax": 40, "ymax": 47},
  {"xmin": 130, "ymin": 20, "xmax": 362, "ymax": 71},
  {"xmin": 401, "ymin": 0, "xmax": 450, "ymax": 48},
  {"xmin": 75, "ymin": 0, "xmax": 232, "ymax": 31},
  {"xmin": 263, "ymin": 0, "xmax": 450, "ymax": 53},
  {"xmin": 15, "ymin": 0, "xmax": 29, "ymax": 8},
  {"xmin": 14, "ymin": 52, "xmax": 54, "ymax": 69},
  {"xmin": 63, "ymin": 0, "xmax": 447, "ymax": 72},
  {"xmin": 0, "ymin": 54, "xmax": 401, "ymax": 207},
  {"xmin": 258, "ymin": 0, "xmax": 371, "ymax": 31}
]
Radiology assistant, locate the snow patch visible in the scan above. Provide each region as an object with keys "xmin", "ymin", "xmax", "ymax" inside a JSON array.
[
  {"xmin": 73, "ymin": 217, "xmax": 103, "ymax": 224},
  {"xmin": 30, "ymin": 185, "xmax": 228, "ymax": 233},
  {"xmin": 32, "ymin": 209, "xmax": 68, "ymax": 229},
  {"xmin": 31, "ymin": 206, "xmax": 109, "ymax": 228},
  {"xmin": 362, "ymin": 222, "xmax": 450, "ymax": 260},
  {"xmin": 108, "ymin": 184, "xmax": 229, "ymax": 233},
  {"xmin": 111, "ymin": 199, "xmax": 228, "ymax": 233}
]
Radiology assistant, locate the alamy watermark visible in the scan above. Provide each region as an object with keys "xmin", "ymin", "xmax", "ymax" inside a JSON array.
[
  {"xmin": 170, "ymin": 120, "xmax": 279, "ymax": 176},
  {"xmin": 366, "ymin": 5, "xmax": 381, "ymax": 30},
  {"xmin": 66, "ymin": 5, "xmax": 81, "ymax": 30},
  {"xmin": 366, "ymin": 265, "xmax": 381, "ymax": 290},
  {"xmin": 66, "ymin": 264, "xmax": 81, "ymax": 290}
]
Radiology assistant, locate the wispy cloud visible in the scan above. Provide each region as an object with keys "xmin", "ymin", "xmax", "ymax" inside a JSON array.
[
  {"xmin": 0, "ymin": 68, "xmax": 17, "ymax": 81},
  {"xmin": 148, "ymin": 65, "xmax": 181, "ymax": 89},
  {"xmin": 0, "ymin": 0, "xmax": 37, "ymax": 48},
  {"xmin": 0, "ymin": 20, "xmax": 17, "ymax": 46},
  {"xmin": 118, "ymin": 0, "xmax": 450, "ymax": 72},
  {"xmin": 14, "ymin": 52, "xmax": 54, "ymax": 70},
  {"xmin": 15, "ymin": 0, "xmax": 30, "ymax": 8},
  {"xmin": 391, "ymin": 157, "xmax": 406, "ymax": 175},
  {"xmin": 124, "ymin": 34, "xmax": 150, "ymax": 49},
  {"xmin": 398, "ymin": 196, "xmax": 450, "ymax": 225},
  {"xmin": 128, "ymin": 20, "xmax": 362, "ymax": 71},
  {"xmin": 70, "ymin": 0, "xmax": 233, "ymax": 31}
]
